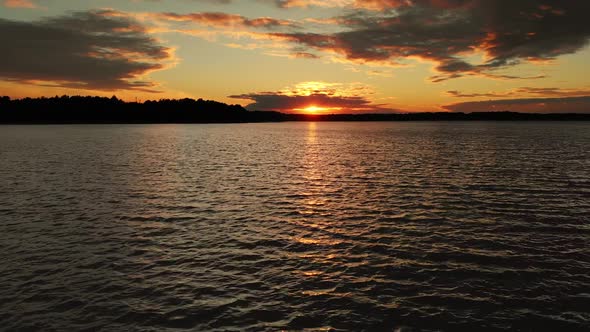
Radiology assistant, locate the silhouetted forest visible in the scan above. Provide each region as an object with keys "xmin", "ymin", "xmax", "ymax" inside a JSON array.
[{"xmin": 1, "ymin": 95, "xmax": 589, "ymax": 124}]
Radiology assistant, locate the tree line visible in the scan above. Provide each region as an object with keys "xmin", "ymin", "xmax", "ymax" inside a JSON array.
[{"xmin": 1, "ymin": 95, "xmax": 588, "ymax": 123}]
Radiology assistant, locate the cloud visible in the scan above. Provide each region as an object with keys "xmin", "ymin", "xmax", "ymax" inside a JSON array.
[
  {"xmin": 514, "ymin": 87, "xmax": 590, "ymax": 97},
  {"xmin": 229, "ymin": 81, "xmax": 392, "ymax": 113},
  {"xmin": 447, "ymin": 90, "xmax": 508, "ymax": 98},
  {"xmin": 135, "ymin": 0, "xmax": 233, "ymax": 3},
  {"xmin": 230, "ymin": 92, "xmax": 388, "ymax": 113},
  {"xmin": 447, "ymin": 87, "xmax": 590, "ymax": 98},
  {"xmin": 292, "ymin": 52, "xmax": 320, "ymax": 59},
  {"xmin": 153, "ymin": 12, "xmax": 297, "ymax": 29},
  {"xmin": 267, "ymin": 0, "xmax": 353, "ymax": 8},
  {"xmin": 143, "ymin": 11, "xmax": 311, "ymax": 61},
  {"xmin": 3, "ymin": 0, "xmax": 36, "ymax": 8},
  {"xmin": 352, "ymin": 0, "xmax": 473, "ymax": 11},
  {"xmin": 199, "ymin": 0, "xmax": 232, "ymax": 3},
  {"xmin": 270, "ymin": 1, "xmax": 590, "ymax": 81},
  {"xmin": 443, "ymin": 96, "xmax": 590, "ymax": 113},
  {"xmin": 140, "ymin": 1, "xmax": 589, "ymax": 83},
  {"xmin": 0, "ymin": 10, "xmax": 174, "ymax": 91}
]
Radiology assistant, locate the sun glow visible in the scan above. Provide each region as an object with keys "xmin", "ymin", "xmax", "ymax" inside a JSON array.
[{"xmin": 294, "ymin": 105, "xmax": 343, "ymax": 114}]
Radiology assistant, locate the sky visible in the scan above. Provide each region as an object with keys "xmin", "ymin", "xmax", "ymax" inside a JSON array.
[{"xmin": 1, "ymin": 0, "xmax": 589, "ymax": 113}]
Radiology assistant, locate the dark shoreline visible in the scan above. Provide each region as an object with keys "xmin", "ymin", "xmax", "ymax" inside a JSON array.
[{"xmin": 2, "ymin": 95, "xmax": 589, "ymax": 124}]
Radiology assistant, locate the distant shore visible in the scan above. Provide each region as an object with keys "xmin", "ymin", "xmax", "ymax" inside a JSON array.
[{"xmin": 1, "ymin": 96, "xmax": 589, "ymax": 124}]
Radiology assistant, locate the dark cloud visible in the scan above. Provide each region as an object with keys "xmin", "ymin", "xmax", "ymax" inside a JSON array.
[
  {"xmin": 447, "ymin": 90, "xmax": 505, "ymax": 98},
  {"xmin": 443, "ymin": 96, "xmax": 590, "ymax": 113},
  {"xmin": 515, "ymin": 87, "xmax": 590, "ymax": 97},
  {"xmin": 154, "ymin": 12, "xmax": 297, "ymax": 29},
  {"xmin": 141, "ymin": 0, "xmax": 232, "ymax": 3},
  {"xmin": 448, "ymin": 87, "xmax": 590, "ymax": 98},
  {"xmin": 0, "ymin": 10, "xmax": 172, "ymax": 91},
  {"xmin": 264, "ymin": 0, "xmax": 289, "ymax": 7},
  {"xmin": 353, "ymin": 0, "xmax": 474, "ymax": 11},
  {"xmin": 229, "ymin": 91, "xmax": 391, "ymax": 113},
  {"xmin": 272, "ymin": 0, "xmax": 590, "ymax": 81},
  {"xmin": 264, "ymin": 0, "xmax": 311, "ymax": 8},
  {"xmin": 187, "ymin": 0, "xmax": 232, "ymax": 2},
  {"xmin": 292, "ymin": 52, "xmax": 320, "ymax": 59}
]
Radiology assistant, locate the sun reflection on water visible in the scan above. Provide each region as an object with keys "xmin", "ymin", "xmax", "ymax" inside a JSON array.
[{"xmin": 292, "ymin": 122, "xmax": 349, "ymax": 289}]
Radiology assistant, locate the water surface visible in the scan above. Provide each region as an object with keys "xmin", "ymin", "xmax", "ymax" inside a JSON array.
[{"xmin": 1, "ymin": 122, "xmax": 589, "ymax": 331}]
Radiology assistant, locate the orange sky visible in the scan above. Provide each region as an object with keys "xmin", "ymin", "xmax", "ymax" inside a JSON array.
[{"xmin": 1, "ymin": 0, "xmax": 589, "ymax": 113}]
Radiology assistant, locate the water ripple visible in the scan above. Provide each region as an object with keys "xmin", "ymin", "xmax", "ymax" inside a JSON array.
[{"xmin": 1, "ymin": 122, "xmax": 589, "ymax": 331}]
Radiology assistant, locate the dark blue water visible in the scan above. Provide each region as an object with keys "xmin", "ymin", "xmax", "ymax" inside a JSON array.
[{"xmin": 1, "ymin": 122, "xmax": 589, "ymax": 331}]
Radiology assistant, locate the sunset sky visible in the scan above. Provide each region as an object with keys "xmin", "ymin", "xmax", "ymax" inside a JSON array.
[{"xmin": 1, "ymin": 0, "xmax": 589, "ymax": 113}]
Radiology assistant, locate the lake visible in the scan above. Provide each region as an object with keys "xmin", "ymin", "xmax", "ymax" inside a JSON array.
[{"xmin": 1, "ymin": 122, "xmax": 589, "ymax": 331}]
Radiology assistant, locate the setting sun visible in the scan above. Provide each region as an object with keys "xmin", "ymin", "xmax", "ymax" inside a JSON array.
[
  {"xmin": 294, "ymin": 105, "xmax": 343, "ymax": 114},
  {"xmin": 302, "ymin": 105, "xmax": 324, "ymax": 114}
]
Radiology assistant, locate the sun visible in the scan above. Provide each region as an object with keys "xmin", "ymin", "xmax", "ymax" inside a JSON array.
[
  {"xmin": 293, "ymin": 105, "xmax": 342, "ymax": 114},
  {"xmin": 302, "ymin": 105, "xmax": 325, "ymax": 114}
]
